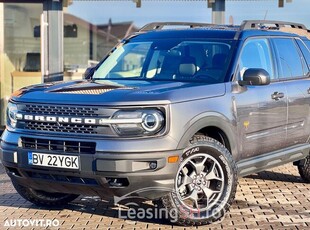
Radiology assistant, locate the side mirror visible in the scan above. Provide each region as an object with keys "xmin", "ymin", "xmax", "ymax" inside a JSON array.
[
  {"xmin": 83, "ymin": 66, "xmax": 96, "ymax": 80},
  {"xmin": 239, "ymin": 68, "xmax": 271, "ymax": 86}
]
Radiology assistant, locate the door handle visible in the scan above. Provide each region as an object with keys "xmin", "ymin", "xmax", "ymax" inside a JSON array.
[{"xmin": 271, "ymin": 92, "xmax": 284, "ymax": 100}]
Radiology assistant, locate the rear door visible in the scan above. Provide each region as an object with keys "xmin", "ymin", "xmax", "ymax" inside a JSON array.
[{"xmin": 272, "ymin": 38, "xmax": 310, "ymax": 146}]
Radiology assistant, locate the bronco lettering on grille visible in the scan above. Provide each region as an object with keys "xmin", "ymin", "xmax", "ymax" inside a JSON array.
[{"xmin": 17, "ymin": 114, "xmax": 98, "ymax": 125}]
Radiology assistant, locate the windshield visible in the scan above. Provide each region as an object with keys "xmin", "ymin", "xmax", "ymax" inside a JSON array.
[{"xmin": 93, "ymin": 39, "xmax": 234, "ymax": 83}]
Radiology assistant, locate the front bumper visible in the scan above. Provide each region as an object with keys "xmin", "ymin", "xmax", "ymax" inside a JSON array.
[{"xmin": 0, "ymin": 130, "xmax": 181, "ymax": 200}]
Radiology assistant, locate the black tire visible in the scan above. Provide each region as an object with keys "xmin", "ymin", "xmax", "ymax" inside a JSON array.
[
  {"xmin": 298, "ymin": 155, "xmax": 310, "ymax": 182},
  {"xmin": 12, "ymin": 180, "xmax": 79, "ymax": 207},
  {"xmin": 161, "ymin": 135, "xmax": 238, "ymax": 226}
]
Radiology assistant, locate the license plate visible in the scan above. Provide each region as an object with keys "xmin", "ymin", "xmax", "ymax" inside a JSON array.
[{"xmin": 28, "ymin": 152, "xmax": 79, "ymax": 169}]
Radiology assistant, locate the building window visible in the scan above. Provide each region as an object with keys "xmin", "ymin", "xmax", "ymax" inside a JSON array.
[{"xmin": 0, "ymin": 3, "xmax": 42, "ymax": 125}]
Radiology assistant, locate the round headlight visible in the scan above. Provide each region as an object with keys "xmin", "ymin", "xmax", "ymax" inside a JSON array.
[
  {"xmin": 111, "ymin": 109, "xmax": 165, "ymax": 136},
  {"xmin": 142, "ymin": 111, "xmax": 164, "ymax": 132},
  {"xmin": 7, "ymin": 102, "xmax": 18, "ymax": 127}
]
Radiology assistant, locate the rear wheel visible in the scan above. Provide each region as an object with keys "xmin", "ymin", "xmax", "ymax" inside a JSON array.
[
  {"xmin": 162, "ymin": 136, "xmax": 237, "ymax": 226},
  {"xmin": 298, "ymin": 155, "xmax": 310, "ymax": 182},
  {"xmin": 12, "ymin": 180, "xmax": 79, "ymax": 207}
]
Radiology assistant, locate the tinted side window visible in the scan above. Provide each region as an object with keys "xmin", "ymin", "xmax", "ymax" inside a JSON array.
[
  {"xmin": 305, "ymin": 40, "xmax": 310, "ymax": 50},
  {"xmin": 273, "ymin": 38, "xmax": 305, "ymax": 79},
  {"xmin": 296, "ymin": 39, "xmax": 310, "ymax": 71},
  {"xmin": 238, "ymin": 38, "xmax": 274, "ymax": 80}
]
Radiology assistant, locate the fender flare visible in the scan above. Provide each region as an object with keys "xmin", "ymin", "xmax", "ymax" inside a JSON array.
[{"xmin": 177, "ymin": 112, "xmax": 238, "ymax": 159}]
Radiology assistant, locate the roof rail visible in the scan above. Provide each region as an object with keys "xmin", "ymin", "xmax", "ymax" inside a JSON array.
[
  {"xmin": 240, "ymin": 20, "xmax": 307, "ymax": 30},
  {"xmin": 139, "ymin": 22, "xmax": 214, "ymax": 32},
  {"xmin": 138, "ymin": 20, "xmax": 310, "ymax": 40}
]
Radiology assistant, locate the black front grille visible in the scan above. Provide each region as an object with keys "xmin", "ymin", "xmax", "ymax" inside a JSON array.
[
  {"xmin": 25, "ymin": 171, "xmax": 98, "ymax": 185},
  {"xmin": 17, "ymin": 103, "xmax": 116, "ymax": 135},
  {"xmin": 25, "ymin": 121, "xmax": 98, "ymax": 134},
  {"xmin": 23, "ymin": 104, "xmax": 99, "ymax": 117},
  {"xmin": 21, "ymin": 137, "xmax": 96, "ymax": 154}
]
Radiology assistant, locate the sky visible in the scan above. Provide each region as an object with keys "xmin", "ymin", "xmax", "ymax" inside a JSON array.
[{"xmin": 67, "ymin": 0, "xmax": 310, "ymax": 28}]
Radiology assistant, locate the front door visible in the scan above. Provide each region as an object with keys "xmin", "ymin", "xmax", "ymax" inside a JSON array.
[{"xmin": 234, "ymin": 38, "xmax": 287, "ymax": 159}]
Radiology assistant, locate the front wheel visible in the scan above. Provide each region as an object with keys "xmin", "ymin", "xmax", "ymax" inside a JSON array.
[
  {"xmin": 162, "ymin": 136, "xmax": 237, "ymax": 226},
  {"xmin": 12, "ymin": 180, "xmax": 79, "ymax": 207}
]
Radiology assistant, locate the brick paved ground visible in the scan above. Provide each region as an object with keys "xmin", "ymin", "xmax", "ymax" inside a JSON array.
[{"xmin": 1, "ymin": 162, "xmax": 310, "ymax": 230}]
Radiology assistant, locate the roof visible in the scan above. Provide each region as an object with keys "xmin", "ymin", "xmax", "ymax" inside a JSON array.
[
  {"xmin": 237, "ymin": 29, "xmax": 310, "ymax": 40},
  {"xmin": 131, "ymin": 29, "xmax": 238, "ymax": 41}
]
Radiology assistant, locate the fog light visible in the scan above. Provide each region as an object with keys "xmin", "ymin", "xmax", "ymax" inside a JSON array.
[{"xmin": 149, "ymin": 162, "xmax": 157, "ymax": 170}]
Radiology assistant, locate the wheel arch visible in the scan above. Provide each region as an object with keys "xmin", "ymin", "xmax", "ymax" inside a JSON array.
[{"xmin": 177, "ymin": 113, "xmax": 238, "ymax": 160}]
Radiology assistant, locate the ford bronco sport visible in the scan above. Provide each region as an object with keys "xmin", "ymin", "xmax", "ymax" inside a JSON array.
[{"xmin": 1, "ymin": 20, "xmax": 310, "ymax": 226}]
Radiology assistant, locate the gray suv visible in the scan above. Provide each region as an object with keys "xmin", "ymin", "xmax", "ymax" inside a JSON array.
[{"xmin": 1, "ymin": 20, "xmax": 310, "ymax": 226}]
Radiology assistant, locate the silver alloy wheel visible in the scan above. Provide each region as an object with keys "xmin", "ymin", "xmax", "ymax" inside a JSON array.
[{"xmin": 175, "ymin": 153, "xmax": 225, "ymax": 212}]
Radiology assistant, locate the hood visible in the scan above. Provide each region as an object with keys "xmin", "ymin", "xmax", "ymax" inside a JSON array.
[{"xmin": 11, "ymin": 80, "xmax": 226, "ymax": 105}]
